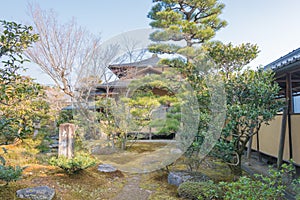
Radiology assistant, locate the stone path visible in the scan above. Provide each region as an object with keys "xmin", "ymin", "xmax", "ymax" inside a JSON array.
[{"xmin": 112, "ymin": 175, "xmax": 151, "ymax": 200}]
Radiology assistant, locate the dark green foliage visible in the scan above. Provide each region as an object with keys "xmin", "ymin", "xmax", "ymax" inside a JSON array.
[
  {"xmin": 148, "ymin": 0, "xmax": 276, "ymax": 176},
  {"xmin": 219, "ymin": 176, "xmax": 284, "ymax": 200},
  {"xmin": 49, "ymin": 153, "xmax": 96, "ymax": 174},
  {"xmin": 177, "ymin": 181, "xmax": 222, "ymax": 200},
  {"xmin": 0, "ymin": 76, "xmax": 49, "ymax": 143},
  {"xmin": 212, "ymin": 69, "xmax": 282, "ymax": 174},
  {"xmin": 0, "ymin": 164, "xmax": 23, "ymax": 185},
  {"xmin": 57, "ymin": 110, "xmax": 74, "ymax": 127},
  {"xmin": 148, "ymin": 0, "xmax": 227, "ymax": 49},
  {"xmin": 0, "ymin": 20, "xmax": 49, "ymax": 143},
  {"xmin": 0, "ymin": 152, "xmax": 23, "ymax": 185},
  {"xmin": 126, "ymin": 72, "xmax": 182, "ymax": 137},
  {"xmin": 0, "ymin": 20, "xmax": 38, "ymax": 57},
  {"xmin": 218, "ymin": 164, "xmax": 296, "ymax": 200},
  {"xmin": 204, "ymin": 41, "xmax": 259, "ymax": 74},
  {"xmin": 0, "ymin": 20, "xmax": 38, "ymax": 83},
  {"xmin": 148, "ymin": 0, "xmax": 228, "ymax": 171},
  {"xmin": 177, "ymin": 163, "xmax": 299, "ymax": 200},
  {"xmin": 36, "ymin": 141, "xmax": 51, "ymax": 153}
]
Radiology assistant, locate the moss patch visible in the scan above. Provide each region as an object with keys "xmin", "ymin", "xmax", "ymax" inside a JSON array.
[
  {"xmin": 140, "ymin": 171, "xmax": 181, "ymax": 199},
  {"xmin": 0, "ymin": 140, "xmax": 242, "ymax": 199}
]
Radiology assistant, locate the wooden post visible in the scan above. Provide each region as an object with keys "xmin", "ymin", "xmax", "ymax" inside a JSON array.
[
  {"xmin": 247, "ymin": 135, "xmax": 253, "ymax": 165},
  {"xmin": 278, "ymin": 106, "xmax": 288, "ymax": 169},
  {"xmin": 256, "ymin": 132, "xmax": 262, "ymax": 162},
  {"xmin": 286, "ymin": 73, "xmax": 293, "ymax": 160},
  {"xmin": 288, "ymin": 113, "xmax": 293, "ymax": 159},
  {"xmin": 59, "ymin": 123, "xmax": 75, "ymax": 159}
]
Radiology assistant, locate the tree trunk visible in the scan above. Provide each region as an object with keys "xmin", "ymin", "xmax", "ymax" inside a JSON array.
[
  {"xmin": 121, "ymin": 138, "xmax": 126, "ymax": 150},
  {"xmin": 229, "ymin": 164, "xmax": 242, "ymax": 176},
  {"xmin": 228, "ymin": 153, "xmax": 243, "ymax": 176}
]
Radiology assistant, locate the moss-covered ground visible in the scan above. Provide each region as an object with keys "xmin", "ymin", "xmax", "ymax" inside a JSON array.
[{"xmin": 0, "ymin": 139, "xmax": 234, "ymax": 200}]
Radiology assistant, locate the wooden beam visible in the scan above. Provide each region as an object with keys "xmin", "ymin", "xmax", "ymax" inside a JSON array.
[{"xmin": 277, "ymin": 79, "xmax": 300, "ymax": 82}]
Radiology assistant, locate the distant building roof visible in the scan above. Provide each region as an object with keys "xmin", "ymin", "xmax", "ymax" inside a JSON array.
[
  {"xmin": 96, "ymin": 79, "xmax": 132, "ymax": 89},
  {"xmin": 264, "ymin": 47, "xmax": 300, "ymax": 98},
  {"xmin": 264, "ymin": 47, "xmax": 300, "ymax": 72},
  {"xmin": 109, "ymin": 54, "xmax": 161, "ymax": 69}
]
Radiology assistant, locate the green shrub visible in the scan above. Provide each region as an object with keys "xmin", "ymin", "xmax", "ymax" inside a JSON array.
[
  {"xmin": 49, "ymin": 153, "xmax": 96, "ymax": 174},
  {"xmin": 219, "ymin": 163, "xmax": 297, "ymax": 200},
  {"xmin": 177, "ymin": 181, "xmax": 222, "ymax": 200},
  {"xmin": 36, "ymin": 142, "xmax": 50, "ymax": 153},
  {"xmin": 57, "ymin": 110, "xmax": 73, "ymax": 127},
  {"xmin": 293, "ymin": 179, "xmax": 300, "ymax": 200},
  {"xmin": 176, "ymin": 163, "xmax": 299, "ymax": 200},
  {"xmin": 0, "ymin": 155, "xmax": 23, "ymax": 185},
  {"xmin": 219, "ymin": 176, "xmax": 284, "ymax": 200}
]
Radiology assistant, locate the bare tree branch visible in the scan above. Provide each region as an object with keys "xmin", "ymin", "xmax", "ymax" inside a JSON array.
[{"xmin": 25, "ymin": 3, "xmax": 98, "ymax": 98}]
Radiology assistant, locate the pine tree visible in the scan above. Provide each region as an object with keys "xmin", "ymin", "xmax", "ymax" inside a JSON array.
[{"xmin": 148, "ymin": 0, "xmax": 227, "ymax": 61}]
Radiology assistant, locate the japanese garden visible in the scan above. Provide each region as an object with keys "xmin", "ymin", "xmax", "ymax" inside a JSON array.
[{"xmin": 0, "ymin": 0, "xmax": 299, "ymax": 199}]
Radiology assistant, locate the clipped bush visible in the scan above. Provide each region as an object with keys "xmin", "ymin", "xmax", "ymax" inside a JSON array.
[
  {"xmin": 177, "ymin": 181, "xmax": 222, "ymax": 200},
  {"xmin": 49, "ymin": 152, "xmax": 96, "ymax": 174},
  {"xmin": 0, "ymin": 156, "xmax": 23, "ymax": 185}
]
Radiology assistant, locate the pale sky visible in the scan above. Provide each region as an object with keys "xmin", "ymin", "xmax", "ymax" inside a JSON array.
[{"xmin": 1, "ymin": 0, "xmax": 300, "ymax": 84}]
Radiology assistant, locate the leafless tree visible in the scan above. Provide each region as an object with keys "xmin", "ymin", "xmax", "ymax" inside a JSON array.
[
  {"xmin": 113, "ymin": 35, "xmax": 147, "ymax": 64},
  {"xmin": 25, "ymin": 4, "xmax": 155, "ymax": 144},
  {"xmin": 26, "ymin": 3, "xmax": 103, "ymax": 98}
]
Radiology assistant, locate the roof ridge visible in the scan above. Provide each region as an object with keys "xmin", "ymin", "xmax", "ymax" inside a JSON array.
[
  {"xmin": 265, "ymin": 47, "xmax": 300, "ymax": 69},
  {"xmin": 109, "ymin": 54, "xmax": 161, "ymax": 68}
]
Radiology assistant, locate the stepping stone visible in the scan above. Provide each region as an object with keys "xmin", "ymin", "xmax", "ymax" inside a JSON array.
[
  {"xmin": 168, "ymin": 171, "xmax": 210, "ymax": 187},
  {"xmin": 98, "ymin": 164, "xmax": 117, "ymax": 172},
  {"xmin": 16, "ymin": 185, "xmax": 55, "ymax": 200}
]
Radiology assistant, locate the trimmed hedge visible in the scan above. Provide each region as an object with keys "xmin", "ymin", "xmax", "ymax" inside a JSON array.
[{"xmin": 177, "ymin": 181, "xmax": 222, "ymax": 200}]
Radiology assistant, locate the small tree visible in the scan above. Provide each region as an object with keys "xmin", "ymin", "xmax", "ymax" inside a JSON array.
[
  {"xmin": 125, "ymin": 94, "xmax": 160, "ymax": 140},
  {"xmin": 125, "ymin": 74, "xmax": 181, "ymax": 140},
  {"xmin": 213, "ymin": 69, "xmax": 282, "ymax": 175},
  {"xmin": 0, "ymin": 76, "xmax": 49, "ymax": 142},
  {"xmin": 205, "ymin": 41, "xmax": 282, "ymax": 175},
  {"xmin": 0, "ymin": 20, "xmax": 48, "ymax": 143}
]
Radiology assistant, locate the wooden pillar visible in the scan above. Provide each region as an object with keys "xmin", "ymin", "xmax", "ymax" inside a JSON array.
[
  {"xmin": 59, "ymin": 123, "xmax": 75, "ymax": 159},
  {"xmin": 288, "ymin": 113, "xmax": 293, "ymax": 159},
  {"xmin": 286, "ymin": 73, "xmax": 293, "ymax": 160},
  {"xmin": 247, "ymin": 135, "xmax": 253, "ymax": 165},
  {"xmin": 287, "ymin": 73, "xmax": 293, "ymax": 113},
  {"xmin": 256, "ymin": 132, "xmax": 262, "ymax": 162},
  {"xmin": 278, "ymin": 106, "xmax": 288, "ymax": 169}
]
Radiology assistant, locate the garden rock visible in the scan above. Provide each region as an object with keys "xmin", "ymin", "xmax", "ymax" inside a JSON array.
[
  {"xmin": 168, "ymin": 171, "xmax": 210, "ymax": 187},
  {"xmin": 98, "ymin": 164, "xmax": 117, "ymax": 172},
  {"xmin": 16, "ymin": 185, "xmax": 55, "ymax": 200}
]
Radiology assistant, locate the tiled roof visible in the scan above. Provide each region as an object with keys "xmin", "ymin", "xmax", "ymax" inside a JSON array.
[
  {"xmin": 109, "ymin": 54, "xmax": 161, "ymax": 69},
  {"xmin": 264, "ymin": 47, "xmax": 300, "ymax": 71},
  {"xmin": 96, "ymin": 79, "xmax": 132, "ymax": 89}
]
